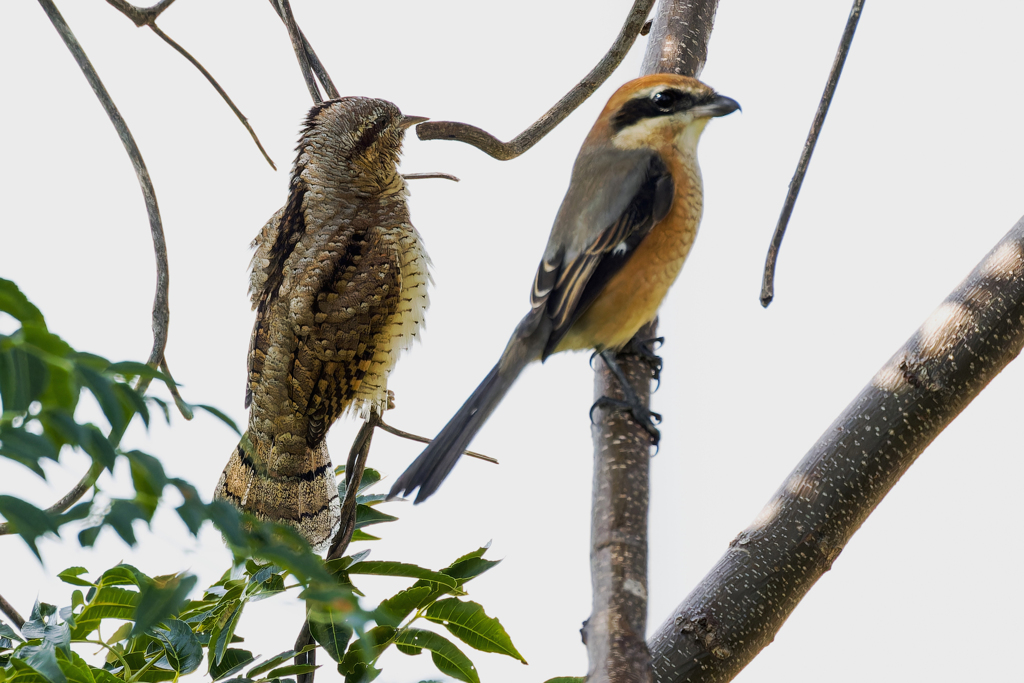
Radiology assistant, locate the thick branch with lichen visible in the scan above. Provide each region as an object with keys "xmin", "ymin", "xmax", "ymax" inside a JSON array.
[{"xmin": 648, "ymin": 218, "xmax": 1024, "ymax": 682}]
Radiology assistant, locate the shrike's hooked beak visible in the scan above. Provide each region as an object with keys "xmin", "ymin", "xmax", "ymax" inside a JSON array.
[
  {"xmin": 400, "ymin": 115, "xmax": 429, "ymax": 130},
  {"xmin": 693, "ymin": 94, "xmax": 741, "ymax": 119}
]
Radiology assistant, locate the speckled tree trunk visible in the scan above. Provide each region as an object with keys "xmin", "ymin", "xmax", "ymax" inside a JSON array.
[{"xmin": 587, "ymin": 3, "xmax": 721, "ymax": 682}]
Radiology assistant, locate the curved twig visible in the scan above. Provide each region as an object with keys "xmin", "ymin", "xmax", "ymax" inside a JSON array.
[
  {"xmin": 0, "ymin": 591, "xmax": 26, "ymax": 630},
  {"xmin": 760, "ymin": 0, "xmax": 865, "ymax": 307},
  {"xmin": 376, "ymin": 418, "xmax": 498, "ymax": 464},
  {"xmin": 103, "ymin": 0, "xmax": 176, "ymax": 27},
  {"xmin": 103, "ymin": 2, "xmax": 277, "ymax": 169},
  {"xmin": 415, "ymin": 0, "xmax": 656, "ymax": 160},
  {"xmin": 38, "ymin": 0, "xmax": 170, "ymax": 376},
  {"xmin": 147, "ymin": 24, "xmax": 277, "ymax": 170}
]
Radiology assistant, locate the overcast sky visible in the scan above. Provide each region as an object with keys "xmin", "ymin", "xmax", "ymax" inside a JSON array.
[{"xmin": 2, "ymin": 2, "xmax": 1023, "ymax": 682}]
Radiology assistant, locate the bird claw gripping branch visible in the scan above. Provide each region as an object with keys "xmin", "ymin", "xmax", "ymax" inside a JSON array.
[{"xmin": 216, "ymin": 98, "xmax": 431, "ymax": 552}]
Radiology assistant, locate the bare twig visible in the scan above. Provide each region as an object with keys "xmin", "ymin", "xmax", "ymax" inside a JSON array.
[
  {"xmin": 760, "ymin": 0, "xmax": 865, "ymax": 307},
  {"xmin": 650, "ymin": 215, "xmax": 1024, "ymax": 681},
  {"xmin": 37, "ymin": 0, "xmax": 170, "ymax": 376},
  {"xmin": 103, "ymin": 2, "xmax": 277, "ymax": 169},
  {"xmin": 376, "ymin": 418, "xmax": 498, "ymax": 464},
  {"xmin": 146, "ymin": 24, "xmax": 277, "ymax": 170},
  {"xmin": 267, "ymin": 0, "xmax": 339, "ymax": 100},
  {"xmin": 103, "ymin": 0, "xmax": 176, "ymax": 27},
  {"xmin": 402, "ymin": 172, "xmax": 461, "ymax": 182},
  {"xmin": 415, "ymin": 0, "xmax": 656, "ymax": 160},
  {"xmin": 0, "ymin": 592, "xmax": 25, "ymax": 631},
  {"xmin": 274, "ymin": 0, "xmax": 324, "ymax": 103}
]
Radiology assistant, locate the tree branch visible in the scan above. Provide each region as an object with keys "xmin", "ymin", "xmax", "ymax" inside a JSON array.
[
  {"xmin": 759, "ymin": 0, "xmax": 865, "ymax": 307},
  {"xmin": 648, "ymin": 215, "xmax": 1024, "ymax": 681},
  {"xmin": 587, "ymin": 3, "xmax": 719, "ymax": 680},
  {"xmin": 415, "ymin": 0, "xmax": 656, "ymax": 160},
  {"xmin": 103, "ymin": 0, "xmax": 176, "ymax": 27},
  {"xmin": 588, "ymin": 322, "xmax": 658, "ymax": 683},
  {"xmin": 266, "ymin": 0, "xmax": 339, "ymax": 100},
  {"xmin": 639, "ymin": 0, "xmax": 719, "ymax": 78},
  {"xmin": 0, "ymin": 592, "xmax": 25, "ymax": 631},
  {"xmin": 271, "ymin": 0, "xmax": 333, "ymax": 104}
]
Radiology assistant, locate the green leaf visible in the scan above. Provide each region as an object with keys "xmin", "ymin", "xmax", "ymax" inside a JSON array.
[
  {"xmin": 105, "ymin": 362, "xmax": 171, "ymax": 384},
  {"xmin": 55, "ymin": 650, "xmax": 96, "ymax": 683},
  {"xmin": 151, "ymin": 619, "xmax": 202, "ymax": 674},
  {"xmin": 342, "ymin": 663, "xmax": 380, "ymax": 683},
  {"xmin": 0, "ymin": 348, "xmax": 49, "ymax": 414},
  {"xmin": 19, "ymin": 642, "xmax": 67, "ymax": 683},
  {"xmin": 56, "ymin": 568, "xmax": 92, "ymax": 588},
  {"xmin": 337, "ymin": 626, "xmax": 395, "ymax": 675},
  {"xmin": 75, "ymin": 366, "xmax": 128, "ymax": 436},
  {"xmin": 170, "ymin": 481, "xmax": 206, "ymax": 535},
  {"xmin": 112, "ymin": 383, "xmax": 149, "ymax": 428},
  {"xmin": 70, "ymin": 586, "xmax": 138, "ymax": 639},
  {"xmin": 346, "ymin": 562, "xmax": 456, "ymax": 589},
  {"xmin": 0, "ymin": 426, "xmax": 58, "ymax": 476},
  {"xmin": 0, "ymin": 280, "xmax": 45, "ymax": 325},
  {"xmin": 0, "ymin": 620, "xmax": 24, "ymax": 643},
  {"xmin": 209, "ymin": 648, "xmax": 254, "ymax": 681},
  {"xmin": 308, "ymin": 607, "xmax": 353, "ymax": 662},
  {"xmin": 191, "ymin": 404, "xmax": 242, "ymax": 435},
  {"xmin": 357, "ymin": 469, "xmax": 381, "ymax": 493},
  {"xmin": 103, "ymin": 500, "xmax": 149, "ymax": 545},
  {"xmin": 97, "ymin": 564, "xmax": 147, "ymax": 588},
  {"xmin": 263, "ymin": 664, "xmax": 317, "ymax": 678},
  {"xmin": 132, "ymin": 573, "xmax": 197, "ymax": 637},
  {"xmin": 349, "ymin": 530, "xmax": 379, "ymax": 542},
  {"xmin": 353, "ymin": 506, "xmax": 397, "ymax": 529},
  {"xmin": 393, "ymin": 629, "xmax": 479, "ymax": 683},
  {"xmin": 209, "ymin": 601, "xmax": 245, "ymax": 667},
  {"xmin": 20, "ymin": 617, "xmax": 69, "ymax": 654},
  {"xmin": 77, "ymin": 424, "xmax": 116, "ymax": 472},
  {"xmin": 0, "ymin": 495, "xmax": 58, "ymax": 559},
  {"xmin": 373, "ymin": 587, "xmax": 432, "ymax": 628},
  {"xmin": 425, "ymin": 599, "xmax": 525, "ymax": 662},
  {"xmin": 244, "ymin": 645, "xmax": 314, "ymax": 678},
  {"xmin": 444, "ymin": 558, "xmax": 501, "ymax": 584}
]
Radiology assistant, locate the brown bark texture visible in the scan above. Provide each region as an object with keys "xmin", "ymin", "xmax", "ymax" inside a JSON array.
[
  {"xmin": 588, "ymin": 321, "xmax": 658, "ymax": 683},
  {"xmin": 587, "ymin": 2, "xmax": 720, "ymax": 682},
  {"xmin": 648, "ymin": 218, "xmax": 1024, "ymax": 681}
]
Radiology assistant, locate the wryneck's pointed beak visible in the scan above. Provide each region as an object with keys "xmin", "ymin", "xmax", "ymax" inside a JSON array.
[{"xmin": 400, "ymin": 115, "xmax": 429, "ymax": 130}]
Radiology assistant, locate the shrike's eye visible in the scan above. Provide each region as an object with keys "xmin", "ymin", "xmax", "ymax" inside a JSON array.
[{"xmin": 652, "ymin": 90, "xmax": 679, "ymax": 110}]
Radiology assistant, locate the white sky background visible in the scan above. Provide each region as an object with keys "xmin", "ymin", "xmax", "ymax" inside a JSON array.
[{"xmin": 2, "ymin": 1, "xmax": 1023, "ymax": 681}]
